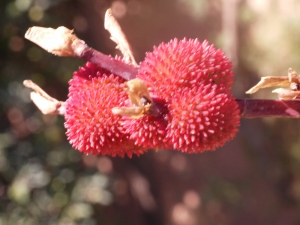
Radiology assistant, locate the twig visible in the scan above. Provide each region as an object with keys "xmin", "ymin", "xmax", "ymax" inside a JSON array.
[
  {"xmin": 22, "ymin": 80, "xmax": 300, "ymax": 118},
  {"xmin": 25, "ymin": 26, "xmax": 138, "ymax": 80},
  {"xmin": 237, "ymin": 99, "xmax": 300, "ymax": 118},
  {"xmin": 80, "ymin": 48, "xmax": 138, "ymax": 80}
]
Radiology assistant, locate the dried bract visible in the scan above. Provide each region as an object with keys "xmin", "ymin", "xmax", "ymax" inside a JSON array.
[
  {"xmin": 112, "ymin": 78, "xmax": 152, "ymax": 118},
  {"xmin": 25, "ymin": 26, "xmax": 87, "ymax": 57},
  {"xmin": 23, "ymin": 80, "xmax": 65, "ymax": 115},
  {"xmin": 104, "ymin": 9, "xmax": 138, "ymax": 66},
  {"xmin": 246, "ymin": 68, "xmax": 300, "ymax": 100}
]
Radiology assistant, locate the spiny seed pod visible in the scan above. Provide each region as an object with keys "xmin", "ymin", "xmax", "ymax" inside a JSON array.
[
  {"xmin": 123, "ymin": 38, "xmax": 240, "ymax": 153},
  {"xmin": 64, "ymin": 62, "xmax": 147, "ymax": 157},
  {"xmin": 165, "ymin": 84, "xmax": 240, "ymax": 152},
  {"xmin": 138, "ymin": 38, "xmax": 234, "ymax": 101}
]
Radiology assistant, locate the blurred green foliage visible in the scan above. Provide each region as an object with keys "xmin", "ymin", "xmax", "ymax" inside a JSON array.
[
  {"xmin": 1, "ymin": 0, "xmax": 300, "ymax": 225},
  {"xmin": 0, "ymin": 0, "xmax": 108, "ymax": 224}
]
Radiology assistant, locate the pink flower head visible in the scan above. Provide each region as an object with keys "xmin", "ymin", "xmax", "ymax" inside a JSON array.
[
  {"xmin": 166, "ymin": 84, "xmax": 240, "ymax": 152},
  {"xmin": 65, "ymin": 38, "xmax": 240, "ymax": 155},
  {"xmin": 64, "ymin": 62, "xmax": 147, "ymax": 157},
  {"xmin": 122, "ymin": 38, "xmax": 240, "ymax": 152},
  {"xmin": 138, "ymin": 38, "xmax": 234, "ymax": 101}
]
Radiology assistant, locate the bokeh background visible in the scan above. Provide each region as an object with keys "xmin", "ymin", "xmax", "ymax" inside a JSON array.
[{"xmin": 1, "ymin": 0, "xmax": 300, "ymax": 224}]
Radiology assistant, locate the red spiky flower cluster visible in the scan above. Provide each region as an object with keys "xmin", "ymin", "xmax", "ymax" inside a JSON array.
[
  {"xmin": 124, "ymin": 38, "xmax": 240, "ymax": 152},
  {"xmin": 65, "ymin": 39, "xmax": 240, "ymax": 156},
  {"xmin": 64, "ymin": 62, "xmax": 147, "ymax": 157}
]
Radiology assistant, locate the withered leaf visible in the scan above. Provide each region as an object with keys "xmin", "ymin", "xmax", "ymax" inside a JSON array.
[
  {"xmin": 288, "ymin": 68, "xmax": 300, "ymax": 83},
  {"xmin": 112, "ymin": 106, "xmax": 150, "ymax": 118},
  {"xmin": 104, "ymin": 9, "xmax": 138, "ymax": 67},
  {"xmin": 245, "ymin": 76, "xmax": 290, "ymax": 94},
  {"xmin": 246, "ymin": 68, "xmax": 300, "ymax": 100},
  {"xmin": 272, "ymin": 88, "xmax": 300, "ymax": 100},
  {"xmin": 125, "ymin": 78, "xmax": 152, "ymax": 107},
  {"xmin": 23, "ymin": 80, "xmax": 65, "ymax": 115},
  {"xmin": 25, "ymin": 26, "xmax": 86, "ymax": 57},
  {"xmin": 112, "ymin": 78, "xmax": 152, "ymax": 118}
]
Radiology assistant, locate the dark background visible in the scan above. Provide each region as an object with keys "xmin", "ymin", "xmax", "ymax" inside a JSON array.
[{"xmin": 1, "ymin": 0, "xmax": 300, "ymax": 224}]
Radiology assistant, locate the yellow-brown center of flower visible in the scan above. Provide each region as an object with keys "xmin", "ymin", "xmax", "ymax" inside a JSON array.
[{"xmin": 112, "ymin": 78, "xmax": 153, "ymax": 118}]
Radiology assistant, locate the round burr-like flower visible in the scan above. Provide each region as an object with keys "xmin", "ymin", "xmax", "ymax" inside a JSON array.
[
  {"xmin": 130, "ymin": 38, "xmax": 240, "ymax": 153},
  {"xmin": 138, "ymin": 38, "xmax": 234, "ymax": 101},
  {"xmin": 165, "ymin": 84, "xmax": 240, "ymax": 152},
  {"xmin": 64, "ymin": 62, "xmax": 147, "ymax": 157}
]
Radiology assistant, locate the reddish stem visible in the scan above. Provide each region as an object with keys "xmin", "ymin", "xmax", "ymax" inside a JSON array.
[
  {"xmin": 80, "ymin": 47, "xmax": 138, "ymax": 80},
  {"xmin": 79, "ymin": 47, "xmax": 300, "ymax": 119},
  {"xmin": 237, "ymin": 99, "xmax": 300, "ymax": 118}
]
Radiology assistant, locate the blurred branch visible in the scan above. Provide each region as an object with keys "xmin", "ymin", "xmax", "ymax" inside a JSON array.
[{"xmin": 221, "ymin": 0, "xmax": 240, "ymax": 66}]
